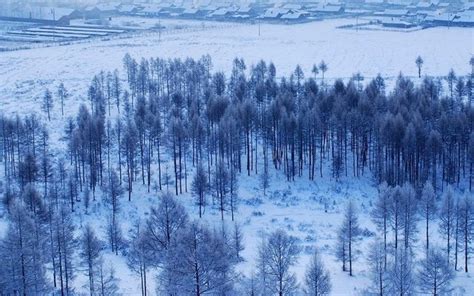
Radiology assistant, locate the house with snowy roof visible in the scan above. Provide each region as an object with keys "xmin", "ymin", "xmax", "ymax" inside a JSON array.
[
  {"xmin": 423, "ymin": 12, "xmax": 456, "ymax": 25},
  {"xmin": 453, "ymin": 10, "xmax": 474, "ymax": 26},
  {"xmin": 95, "ymin": 3, "xmax": 120, "ymax": 14},
  {"xmin": 386, "ymin": 0, "xmax": 412, "ymax": 7},
  {"xmin": 139, "ymin": 5, "xmax": 163, "ymax": 16},
  {"xmin": 282, "ymin": 4, "xmax": 303, "ymax": 10},
  {"xmin": 259, "ymin": 8, "xmax": 291, "ymax": 19},
  {"xmin": 236, "ymin": 5, "xmax": 260, "ymax": 17},
  {"xmin": 118, "ymin": 5, "xmax": 140, "ymax": 15},
  {"xmin": 280, "ymin": 10, "xmax": 311, "ymax": 22},
  {"xmin": 416, "ymin": 2, "xmax": 437, "ymax": 10},
  {"xmin": 465, "ymin": 3, "xmax": 474, "ymax": 11},
  {"xmin": 208, "ymin": 7, "xmax": 237, "ymax": 19},
  {"xmin": 180, "ymin": 7, "xmax": 208, "ymax": 18},
  {"xmin": 313, "ymin": 4, "xmax": 345, "ymax": 14},
  {"xmin": 82, "ymin": 2, "xmax": 120, "ymax": 19},
  {"xmin": 374, "ymin": 9, "xmax": 409, "ymax": 17},
  {"xmin": 382, "ymin": 18, "xmax": 417, "ymax": 27},
  {"xmin": 364, "ymin": 0, "xmax": 385, "ymax": 4}
]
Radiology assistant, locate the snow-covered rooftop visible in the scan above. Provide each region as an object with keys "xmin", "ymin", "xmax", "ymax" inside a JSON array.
[
  {"xmin": 281, "ymin": 11, "xmax": 309, "ymax": 20},
  {"xmin": 118, "ymin": 5, "xmax": 137, "ymax": 13}
]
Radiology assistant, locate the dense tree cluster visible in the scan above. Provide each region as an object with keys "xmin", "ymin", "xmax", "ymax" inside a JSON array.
[
  {"xmin": 0, "ymin": 54, "xmax": 473, "ymax": 295},
  {"xmin": 367, "ymin": 182, "xmax": 472, "ymax": 295}
]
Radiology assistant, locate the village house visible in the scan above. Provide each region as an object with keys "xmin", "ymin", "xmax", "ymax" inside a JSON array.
[
  {"xmin": 382, "ymin": 18, "xmax": 417, "ymax": 28},
  {"xmin": 118, "ymin": 4, "xmax": 140, "ymax": 16},
  {"xmin": 453, "ymin": 10, "xmax": 474, "ymax": 26},
  {"xmin": 374, "ymin": 9, "xmax": 409, "ymax": 17},
  {"xmin": 208, "ymin": 7, "xmax": 237, "ymax": 19},
  {"xmin": 281, "ymin": 10, "xmax": 311, "ymax": 22},
  {"xmin": 312, "ymin": 4, "xmax": 345, "ymax": 15},
  {"xmin": 138, "ymin": 4, "xmax": 163, "ymax": 17},
  {"xmin": 180, "ymin": 8, "xmax": 208, "ymax": 18},
  {"xmin": 259, "ymin": 8, "xmax": 292, "ymax": 20},
  {"xmin": 423, "ymin": 12, "xmax": 456, "ymax": 26}
]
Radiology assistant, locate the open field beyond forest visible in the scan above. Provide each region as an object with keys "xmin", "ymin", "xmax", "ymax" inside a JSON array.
[{"xmin": 0, "ymin": 17, "xmax": 472, "ymax": 108}]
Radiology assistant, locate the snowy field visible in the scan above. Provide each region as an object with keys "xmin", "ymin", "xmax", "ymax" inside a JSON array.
[
  {"xmin": 0, "ymin": 17, "xmax": 472, "ymax": 110},
  {"xmin": 0, "ymin": 17, "xmax": 473, "ymax": 295},
  {"xmin": 0, "ymin": 21, "xmax": 39, "ymax": 50}
]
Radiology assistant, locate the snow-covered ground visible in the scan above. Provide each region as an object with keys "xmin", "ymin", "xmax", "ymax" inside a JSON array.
[
  {"xmin": 64, "ymin": 155, "xmax": 474, "ymax": 295},
  {"xmin": 0, "ymin": 17, "xmax": 472, "ymax": 109},
  {"xmin": 0, "ymin": 17, "xmax": 473, "ymax": 295},
  {"xmin": 79, "ymin": 163, "xmax": 380, "ymax": 294}
]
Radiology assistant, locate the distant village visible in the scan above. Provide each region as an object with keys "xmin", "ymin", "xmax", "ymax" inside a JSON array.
[
  {"xmin": 0, "ymin": 0, "xmax": 473, "ymax": 27},
  {"xmin": 0, "ymin": 0, "xmax": 472, "ymax": 48}
]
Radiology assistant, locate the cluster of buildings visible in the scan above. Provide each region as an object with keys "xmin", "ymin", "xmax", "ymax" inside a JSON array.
[
  {"xmin": 369, "ymin": 0, "xmax": 474, "ymax": 28},
  {"xmin": 0, "ymin": 0, "xmax": 472, "ymax": 27}
]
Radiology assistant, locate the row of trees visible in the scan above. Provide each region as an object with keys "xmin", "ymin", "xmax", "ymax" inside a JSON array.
[
  {"xmin": 5, "ymin": 54, "xmax": 468, "ymax": 225},
  {"xmin": 0, "ymin": 166, "xmax": 471, "ymax": 295},
  {"xmin": 0, "ymin": 188, "xmax": 119, "ymax": 295},
  {"xmin": 334, "ymin": 181, "xmax": 473, "ymax": 295},
  {"xmin": 16, "ymin": 53, "xmax": 469, "ymax": 223},
  {"xmin": 21, "ymin": 54, "xmax": 474, "ymax": 206},
  {"xmin": 0, "ymin": 180, "xmax": 331, "ymax": 296},
  {"xmin": 370, "ymin": 182, "xmax": 473, "ymax": 274}
]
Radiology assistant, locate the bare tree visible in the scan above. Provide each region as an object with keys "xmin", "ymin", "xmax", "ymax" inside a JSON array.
[
  {"xmin": 389, "ymin": 249, "xmax": 415, "ymax": 295},
  {"xmin": 418, "ymin": 248, "xmax": 454, "ymax": 296},
  {"xmin": 416, "ymin": 56, "xmax": 424, "ymax": 78},
  {"xmin": 231, "ymin": 223, "xmax": 245, "ymax": 262},
  {"xmin": 421, "ymin": 181, "xmax": 437, "ymax": 253},
  {"xmin": 127, "ymin": 221, "xmax": 151, "ymax": 296},
  {"xmin": 80, "ymin": 224, "xmax": 102, "ymax": 296},
  {"xmin": 260, "ymin": 148, "xmax": 271, "ymax": 196},
  {"xmin": 371, "ymin": 182, "xmax": 391, "ymax": 269},
  {"xmin": 0, "ymin": 202, "xmax": 50, "ymax": 295},
  {"xmin": 337, "ymin": 200, "xmax": 361, "ymax": 276},
  {"xmin": 53, "ymin": 204, "xmax": 76, "ymax": 296},
  {"xmin": 439, "ymin": 187, "xmax": 455, "ymax": 265},
  {"xmin": 318, "ymin": 60, "xmax": 328, "ymax": 85},
  {"xmin": 460, "ymin": 194, "xmax": 473, "ymax": 272},
  {"xmin": 367, "ymin": 239, "xmax": 388, "ymax": 296},
  {"xmin": 42, "ymin": 88, "xmax": 54, "ymax": 121},
  {"xmin": 258, "ymin": 229, "xmax": 300, "ymax": 296},
  {"xmin": 447, "ymin": 69, "xmax": 456, "ymax": 100},
  {"xmin": 401, "ymin": 183, "xmax": 418, "ymax": 250},
  {"xmin": 229, "ymin": 165, "xmax": 239, "ymax": 221},
  {"xmin": 122, "ymin": 118, "xmax": 138, "ymax": 201},
  {"xmin": 304, "ymin": 249, "xmax": 331, "ymax": 296},
  {"xmin": 57, "ymin": 83, "xmax": 68, "ymax": 117},
  {"xmin": 311, "ymin": 64, "xmax": 319, "ymax": 80},
  {"xmin": 144, "ymin": 192, "xmax": 188, "ymax": 263},
  {"xmin": 104, "ymin": 171, "xmax": 124, "ymax": 254},
  {"xmin": 159, "ymin": 221, "xmax": 236, "ymax": 295},
  {"xmin": 192, "ymin": 164, "xmax": 208, "ymax": 218},
  {"xmin": 97, "ymin": 261, "xmax": 121, "ymax": 296},
  {"xmin": 470, "ymin": 56, "xmax": 474, "ymax": 76},
  {"xmin": 214, "ymin": 161, "xmax": 229, "ymax": 220}
]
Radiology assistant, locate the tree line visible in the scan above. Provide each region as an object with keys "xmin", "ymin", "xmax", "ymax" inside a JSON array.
[{"xmin": 0, "ymin": 54, "xmax": 473, "ymax": 295}]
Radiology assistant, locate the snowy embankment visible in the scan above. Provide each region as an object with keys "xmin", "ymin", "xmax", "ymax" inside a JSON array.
[{"xmin": 0, "ymin": 17, "xmax": 473, "ymax": 295}]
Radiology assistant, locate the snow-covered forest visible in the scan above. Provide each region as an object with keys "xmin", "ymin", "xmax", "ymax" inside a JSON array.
[{"xmin": 0, "ymin": 50, "xmax": 473, "ymax": 295}]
